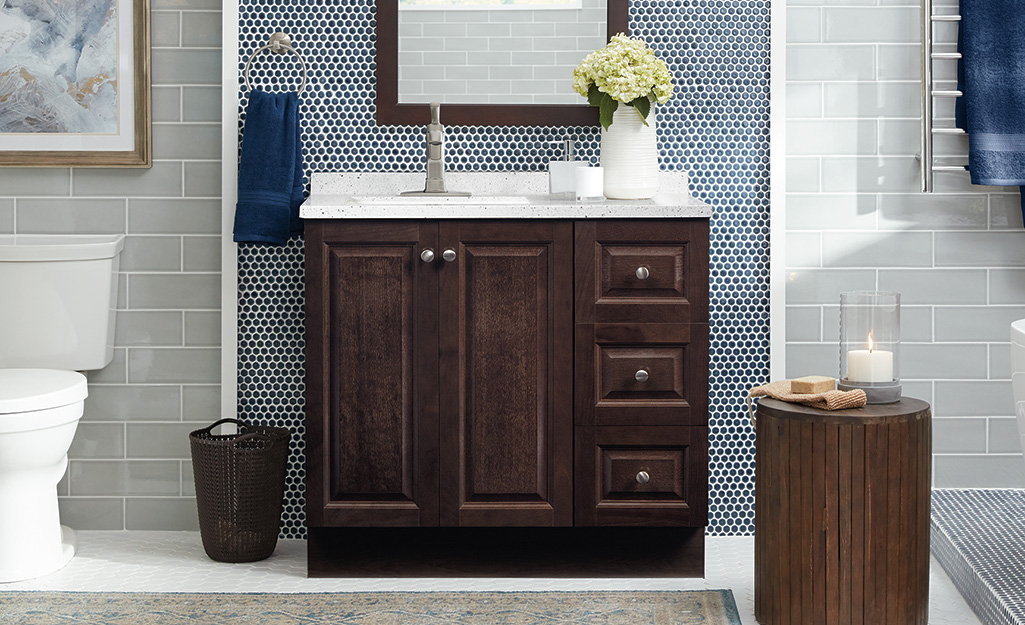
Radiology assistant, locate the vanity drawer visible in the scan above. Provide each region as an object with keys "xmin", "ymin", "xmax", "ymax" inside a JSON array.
[
  {"xmin": 575, "ymin": 323, "xmax": 709, "ymax": 427},
  {"xmin": 575, "ymin": 220, "xmax": 709, "ymax": 324},
  {"xmin": 574, "ymin": 426, "xmax": 708, "ymax": 526}
]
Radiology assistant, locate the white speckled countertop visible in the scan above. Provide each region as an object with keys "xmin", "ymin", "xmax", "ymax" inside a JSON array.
[{"xmin": 300, "ymin": 172, "xmax": 712, "ymax": 219}]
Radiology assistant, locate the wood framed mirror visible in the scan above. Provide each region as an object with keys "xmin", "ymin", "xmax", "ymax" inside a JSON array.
[{"xmin": 376, "ymin": 0, "xmax": 628, "ymax": 126}]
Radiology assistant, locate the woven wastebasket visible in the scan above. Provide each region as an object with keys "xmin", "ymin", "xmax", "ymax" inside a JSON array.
[{"xmin": 189, "ymin": 418, "xmax": 290, "ymax": 563}]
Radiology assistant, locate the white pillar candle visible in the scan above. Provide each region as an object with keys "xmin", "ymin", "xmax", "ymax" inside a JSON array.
[
  {"xmin": 847, "ymin": 349, "xmax": 893, "ymax": 383},
  {"xmin": 575, "ymin": 166, "xmax": 604, "ymax": 201}
]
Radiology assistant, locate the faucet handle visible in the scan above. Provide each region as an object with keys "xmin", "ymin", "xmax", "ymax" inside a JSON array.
[{"xmin": 430, "ymin": 102, "xmax": 441, "ymax": 125}]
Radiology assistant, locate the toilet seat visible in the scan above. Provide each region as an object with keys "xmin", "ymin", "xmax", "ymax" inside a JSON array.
[{"xmin": 0, "ymin": 369, "xmax": 88, "ymax": 433}]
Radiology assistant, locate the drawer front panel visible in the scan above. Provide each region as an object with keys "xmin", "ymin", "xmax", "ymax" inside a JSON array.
[
  {"xmin": 599, "ymin": 346, "xmax": 687, "ymax": 402},
  {"xmin": 576, "ymin": 323, "xmax": 709, "ymax": 426},
  {"xmin": 600, "ymin": 245, "xmax": 686, "ymax": 299},
  {"xmin": 601, "ymin": 447, "xmax": 686, "ymax": 501},
  {"xmin": 575, "ymin": 426, "xmax": 708, "ymax": 526},
  {"xmin": 575, "ymin": 220, "xmax": 709, "ymax": 324}
]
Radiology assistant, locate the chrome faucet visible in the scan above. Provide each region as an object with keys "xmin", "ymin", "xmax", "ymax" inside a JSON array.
[{"xmin": 402, "ymin": 103, "xmax": 470, "ymax": 197}]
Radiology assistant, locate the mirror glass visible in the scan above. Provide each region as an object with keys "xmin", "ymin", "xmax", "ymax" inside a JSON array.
[
  {"xmin": 396, "ymin": 0, "xmax": 607, "ymax": 105},
  {"xmin": 377, "ymin": 0, "xmax": 624, "ymax": 126}
]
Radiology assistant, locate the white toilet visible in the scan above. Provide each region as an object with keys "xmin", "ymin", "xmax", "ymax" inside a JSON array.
[{"xmin": 0, "ymin": 234, "xmax": 124, "ymax": 582}]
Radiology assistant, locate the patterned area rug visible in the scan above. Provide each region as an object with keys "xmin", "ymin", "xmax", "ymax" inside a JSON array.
[{"xmin": 0, "ymin": 590, "xmax": 741, "ymax": 624}]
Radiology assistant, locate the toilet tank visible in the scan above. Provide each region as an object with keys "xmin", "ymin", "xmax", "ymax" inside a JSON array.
[{"xmin": 0, "ymin": 235, "xmax": 124, "ymax": 370}]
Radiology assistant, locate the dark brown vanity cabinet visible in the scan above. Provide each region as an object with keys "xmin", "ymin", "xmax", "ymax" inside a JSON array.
[
  {"xmin": 305, "ymin": 218, "xmax": 709, "ymax": 572},
  {"xmin": 305, "ymin": 220, "xmax": 573, "ymax": 529}
]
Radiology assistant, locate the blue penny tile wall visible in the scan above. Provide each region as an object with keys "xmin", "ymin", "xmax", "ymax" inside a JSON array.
[{"xmin": 237, "ymin": 0, "xmax": 769, "ymax": 538}]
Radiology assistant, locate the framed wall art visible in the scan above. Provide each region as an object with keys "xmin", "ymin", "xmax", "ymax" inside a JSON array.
[{"xmin": 0, "ymin": 0, "xmax": 151, "ymax": 167}]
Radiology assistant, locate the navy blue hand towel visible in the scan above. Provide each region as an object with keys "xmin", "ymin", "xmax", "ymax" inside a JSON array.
[
  {"xmin": 957, "ymin": 0, "xmax": 1025, "ymax": 211},
  {"xmin": 233, "ymin": 90, "xmax": 305, "ymax": 245}
]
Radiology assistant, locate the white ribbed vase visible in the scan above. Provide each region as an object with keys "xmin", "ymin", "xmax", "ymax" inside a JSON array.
[{"xmin": 600, "ymin": 106, "xmax": 660, "ymax": 199}]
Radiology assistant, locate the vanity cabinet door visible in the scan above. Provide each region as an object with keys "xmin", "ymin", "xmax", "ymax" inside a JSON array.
[
  {"xmin": 305, "ymin": 221, "xmax": 440, "ymax": 527},
  {"xmin": 437, "ymin": 221, "xmax": 574, "ymax": 526}
]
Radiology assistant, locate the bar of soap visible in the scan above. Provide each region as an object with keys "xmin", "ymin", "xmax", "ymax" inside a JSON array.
[{"xmin": 791, "ymin": 375, "xmax": 836, "ymax": 394}]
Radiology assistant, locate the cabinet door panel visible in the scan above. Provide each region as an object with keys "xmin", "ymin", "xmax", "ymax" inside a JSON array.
[
  {"xmin": 305, "ymin": 221, "xmax": 439, "ymax": 527},
  {"xmin": 439, "ymin": 221, "xmax": 574, "ymax": 526}
]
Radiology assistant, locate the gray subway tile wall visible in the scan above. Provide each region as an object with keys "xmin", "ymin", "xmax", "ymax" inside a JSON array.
[
  {"xmin": 72, "ymin": 162, "xmax": 185, "ymax": 197},
  {"xmin": 1, "ymin": 9, "xmax": 222, "ymax": 529},
  {"xmin": 183, "ymin": 87, "xmax": 223, "ymax": 122},
  {"xmin": 14, "ymin": 199, "xmax": 125, "ymax": 233},
  {"xmin": 787, "ymin": 0, "xmax": 1025, "ymax": 487},
  {"xmin": 152, "ymin": 86, "xmax": 183, "ymax": 122},
  {"xmin": 184, "ymin": 311, "xmax": 222, "ymax": 346},
  {"xmin": 129, "ymin": 199, "xmax": 221, "ymax": 234},
  {"xmin": 184, "ymin": 162, "xmax": 222, "ymax": 197},
  {"xmin": 121, "ymin": 237, "xmax": 184, "ymax": 272},
  {"xmin": 0, "ymin": 200, "xmax": 13, "ymax": 232},
  {"xmin": 0, "ymin": 169, "xmax": 72, "ymax": 196}
]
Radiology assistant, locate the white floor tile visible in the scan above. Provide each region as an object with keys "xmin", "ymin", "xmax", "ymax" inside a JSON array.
[{"xmin": 0, "ymin": 532, "xmax": 981, "ymax": 625}]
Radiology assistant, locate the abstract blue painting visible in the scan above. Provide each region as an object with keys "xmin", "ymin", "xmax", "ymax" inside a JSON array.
[{"xmin": 0, "ymin": 0, "xmax": 119, "ymax": 134}]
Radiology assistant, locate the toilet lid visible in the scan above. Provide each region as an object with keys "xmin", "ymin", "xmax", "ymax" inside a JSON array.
[{"xmin": 0, "ymin": 369, "xmax": 88, "ymax": 415}]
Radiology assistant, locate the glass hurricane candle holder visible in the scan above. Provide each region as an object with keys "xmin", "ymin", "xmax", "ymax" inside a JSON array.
[{"xmin": 838, "ymin": 291, "xmax": 901, "ymax": 404}]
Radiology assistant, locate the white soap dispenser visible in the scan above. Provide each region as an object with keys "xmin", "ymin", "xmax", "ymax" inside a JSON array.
[{"xmin": 549, "ymin": 139, "xmax": 588, "ymax": 199}]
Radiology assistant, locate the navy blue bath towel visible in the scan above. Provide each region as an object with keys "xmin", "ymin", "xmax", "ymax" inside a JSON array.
[
  {"xmin": 233, "ymin": 90, "xmax": 305, "ymax": 245},
  {"xmin": 957, "ymin": 0, "xmax": 1025, "ymax": 213}
]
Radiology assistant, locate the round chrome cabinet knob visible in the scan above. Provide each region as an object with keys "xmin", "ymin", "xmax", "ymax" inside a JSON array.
[
  {"xmin": 442, "ymin": 249, "xmax": 457, "ymax": 262},
  {"xmin": 421, "ymin": 249, "xmax": 435, "ymax": 263},
  {"xmin": 636, "ymin": 471, "xmax": 650, "ymax": 485},
  {"xmin": 635, "ymin": 266, "xmax": 650, "ymax": 280},
  {"xmin": 635, "ymin": 369, "xmax": 649, "ymax": 382}
]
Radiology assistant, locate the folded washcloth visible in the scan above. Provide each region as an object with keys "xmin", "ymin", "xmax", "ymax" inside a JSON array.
[
  {"xmin": 233, "ymin": 90, "xmax": 305, "ymax": 245},
  {"xmin": 956, "ymin": 0, "xmax": 1025, "ymax": 211},
  {"xmin": 746, "ymin": 380, "xmax": 867, "ymax": 424}
]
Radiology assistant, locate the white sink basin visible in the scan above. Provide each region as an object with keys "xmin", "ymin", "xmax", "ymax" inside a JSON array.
[{"xmin": 351, "ymin": 195, "xmax": 532, "ymax": 205}]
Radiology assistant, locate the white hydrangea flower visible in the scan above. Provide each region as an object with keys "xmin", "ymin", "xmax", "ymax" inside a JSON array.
[{"xmin": 572, "ymin": 34, "xmax": 674, "ymax": 106}]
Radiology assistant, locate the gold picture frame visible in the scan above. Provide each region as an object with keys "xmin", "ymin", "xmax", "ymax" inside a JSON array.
[{"xmin": 0, "ymin": 0, "xmax": 151, "ymax": 168}]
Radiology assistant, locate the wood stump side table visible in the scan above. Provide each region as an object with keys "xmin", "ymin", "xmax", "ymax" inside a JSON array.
[{"xmin": 753, "ymin": 397, "xmax": 932, "ymax": 625}]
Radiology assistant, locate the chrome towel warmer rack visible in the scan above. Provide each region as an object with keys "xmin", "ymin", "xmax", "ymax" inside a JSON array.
[
  {"xmin": 243, "ymin": 32, "xmax": 308, "ymax": 95},
  {"xmin": 921, "ymin": 0, "xmax": 967, "ymax": 192}
]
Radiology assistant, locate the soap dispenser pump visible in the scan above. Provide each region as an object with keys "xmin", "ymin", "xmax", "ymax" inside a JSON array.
[{"xmin": 548, "ymin": 139, "xmax": 588, "ymax": 199}]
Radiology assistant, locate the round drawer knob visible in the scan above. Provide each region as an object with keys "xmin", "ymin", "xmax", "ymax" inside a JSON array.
[
  {"xmin": 635, "ymin": 266, "xmax": 650, "ymax": 280},
  {"xmin": 635, "ymin": 369, "xmax": 649, "ymax": 382},
  {"xmin": 636, "ymin": 471, "xmax": 650, "ymax": 485},
  {"xmin": 442, "ymin": 249, "xmax": 457, "ymax": 262},
  {"xmin": 421, "ymin": 249, "xmax": 435, "ymax": 263}
]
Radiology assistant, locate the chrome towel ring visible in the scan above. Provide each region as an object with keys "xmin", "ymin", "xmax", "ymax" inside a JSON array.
[{"xmin": 243, "ymin": 32, "xmax": 308, "ymax": 95}]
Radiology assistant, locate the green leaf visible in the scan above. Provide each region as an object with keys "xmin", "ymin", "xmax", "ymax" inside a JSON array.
[
  {"xmin": 599, "ymin": 93, "xmax": 619, "ymax": 131},
  {"xmin": 587, "ymin": 84, "xmax": 603, "ymax": 107},
  {"xmin": 630, "ymin": 96, "xmax": 651, "ymax": 126}
]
